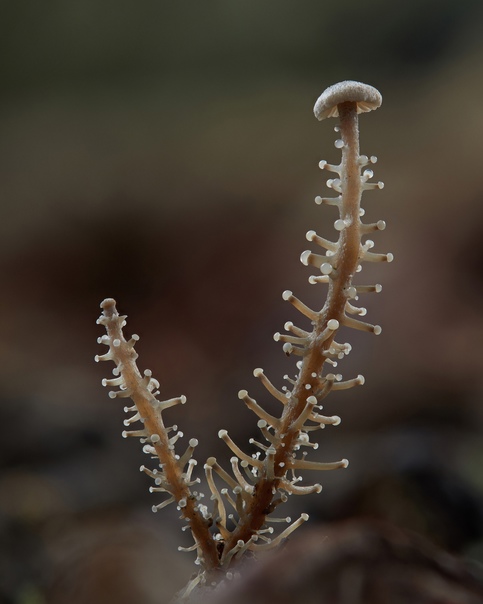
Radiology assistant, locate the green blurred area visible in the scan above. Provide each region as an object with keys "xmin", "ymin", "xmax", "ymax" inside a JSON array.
[
  {"xmin": 2, "ymin": 2, "xmax": 483, "ymax": 603},
  {"xmin": 1, "ymin": 0, "xmax": 477, "ymax": 93}
]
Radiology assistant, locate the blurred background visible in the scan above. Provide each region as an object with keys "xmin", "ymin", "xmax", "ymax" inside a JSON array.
[{"xmin": 2, "ymin": 1, "xmax": 483, "ymax": 602}]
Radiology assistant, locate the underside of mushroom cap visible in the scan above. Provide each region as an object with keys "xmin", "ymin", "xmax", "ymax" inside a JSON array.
[{"xmin": 314, "ymin": 81, "xmax": 382, "ymax": 120}]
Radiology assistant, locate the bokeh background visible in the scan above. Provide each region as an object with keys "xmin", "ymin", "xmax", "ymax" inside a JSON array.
[{"xmin": 2, "ymin": 1, "xmax": 483, "ymax": 602}]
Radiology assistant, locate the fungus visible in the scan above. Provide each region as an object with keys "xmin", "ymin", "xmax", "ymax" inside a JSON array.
[{"xmin": 95, "ymin": 81, "xmax": 390, "ymax": 598}]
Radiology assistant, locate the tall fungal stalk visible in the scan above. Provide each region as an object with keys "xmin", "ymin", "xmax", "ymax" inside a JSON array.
[{"xmin": 95, "ymin": 80, "xmax": 391, "ymax": 599}]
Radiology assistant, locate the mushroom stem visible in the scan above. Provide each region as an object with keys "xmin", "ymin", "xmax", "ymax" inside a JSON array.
[
  {"xmin": 220, "ymin": 99, "xmax": 367, "ymax": 557},
  {"xmin": 275, "ymin": 102, "xmax": 363, "ymax": 427},
  {"xmin": 338, "ymin": 101, "xmax": 362, "ymax": 287}
]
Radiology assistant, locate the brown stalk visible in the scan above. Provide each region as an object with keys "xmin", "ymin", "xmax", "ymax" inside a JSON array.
[
  {"xmin": 98, "ymin": 299, "xmax": 219, "ymax": 570},
  {"xmin": 221, "ymin": 100, "xmax": 362, "ymax": 555}
]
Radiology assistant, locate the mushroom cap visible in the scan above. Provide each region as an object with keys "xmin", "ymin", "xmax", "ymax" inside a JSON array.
[{"xmin": 314, "ymin": 81, "xmax": 382, "ymax": 120}]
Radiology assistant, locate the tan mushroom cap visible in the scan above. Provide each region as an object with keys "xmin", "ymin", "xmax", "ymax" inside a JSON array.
[{"xmin": 314, "ymin": 81, "xmax": 382, "ymax": 121}]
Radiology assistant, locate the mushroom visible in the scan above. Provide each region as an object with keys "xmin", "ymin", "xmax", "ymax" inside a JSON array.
[{"xmin": 314, "ymin": 80, "xmax": 382, "ymax": 121}]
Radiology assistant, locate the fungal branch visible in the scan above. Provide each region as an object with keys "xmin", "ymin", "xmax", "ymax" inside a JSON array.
[{"xmin": 95, "ymin": 80, "xmax": 390, "ymax": 596}]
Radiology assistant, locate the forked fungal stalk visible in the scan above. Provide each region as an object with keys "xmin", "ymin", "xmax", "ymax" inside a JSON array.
[{"xmin": 95, "ymin": 80, "xmax": 390, "ymax": 598}]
